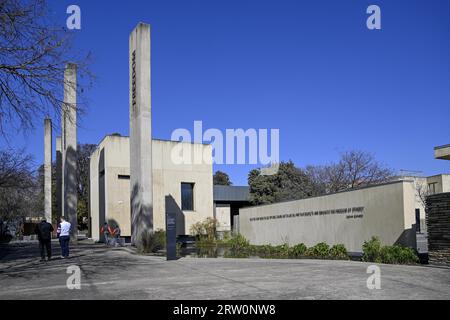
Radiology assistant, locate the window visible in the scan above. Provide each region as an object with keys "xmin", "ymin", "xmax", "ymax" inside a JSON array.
[
  {"xmin": 118, "ymin": 175, "xmax": 130, "ymax": 180},
  {"xmin": 181, "ymin": 183, "xmax": 194, "ymax": 211},
  {"xmin": 415, "ymin": 209, "xmax": 421, "ymax": 233},
  {"xmin": 428, "ymin": 183, "xmax": 437, "ymax": 195}
]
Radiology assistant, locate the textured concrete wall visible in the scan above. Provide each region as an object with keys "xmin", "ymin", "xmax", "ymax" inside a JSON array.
[
  {"xmin": 44, "ymin": 119, "xmax": 52, "ymax": 222},
  {"xmin": 239, "ymin": 181, "xmax": 417, "ymax": 253},
  {"xmin": 129, "ymin": 23, "xmax": 153, "ymax": 248},
  {"xmin": 63, "ymin": 63, "xmax": 78, "ymax": 241},
  {"xmin": 89, "ymin": 147, "xmax": 100, "ymax": 241},
  {"xmin": 426, "ymin": 193, "xmax": 450, "ymax": 266},
  {"xmin": 89, "ymin": 136, "xmax": 214, "ymax": 241},
  {"xmin": 215, "ymin": 205, "xmax": 231, "ymax": 232}
]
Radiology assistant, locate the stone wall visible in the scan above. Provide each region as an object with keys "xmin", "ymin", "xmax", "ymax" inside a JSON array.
[{"xmin": 426, "ymin": 193, "xmax": 450, "ymax": 266}]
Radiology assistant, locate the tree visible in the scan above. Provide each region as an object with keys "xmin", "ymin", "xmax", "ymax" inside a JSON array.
[
  {"xmin": 248, "ymin": 161, "xmax": 315, "ymax": 205},
  {"xmin": 76, "ymin": 143, "xmax": 96, "ymax": 228},
  {"xmin": 248, "ymin": 151, "xmax": 394, "ymax": 205},
  {"xmin": 0, "ymin": 148, "xmax": 40, "ymax": 222},
  {"xmin": 34, "ymin": 143, "xmax": 95, "ymax": 228},
  {"xmin": 213, "ymin": 171, "xmax": 232, "ymax": 186},
  {"xmin": 0, "ymin": 0, "xmax": 93, "ymax": 135},
  {"xmin": 307, "ymin": 151, "xmax": 394, "ymax": 193}
]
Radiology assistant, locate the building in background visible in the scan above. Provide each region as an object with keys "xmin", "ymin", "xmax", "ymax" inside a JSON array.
[
  {"xmin": 213, "ymin": 185, "xmax": 251, "ymax": 235},
  {"xmin": 435, "ymin": 144, "xmax": 450, "ymax": 161}
]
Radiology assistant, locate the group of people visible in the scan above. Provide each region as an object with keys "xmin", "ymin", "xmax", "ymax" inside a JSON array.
[
  {"xmin": 34, "ymin": 217, "xmax": 71, "ymax": 262},
  {"xmin": 100, "ymin": 222, "xmax": 121, "ymax": 247},
  {"xmin": 34, "ymin": 219, "xmax": 121, "ymax": 261}
]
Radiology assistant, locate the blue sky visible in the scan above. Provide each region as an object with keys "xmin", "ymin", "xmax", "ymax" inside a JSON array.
[{"xmin": 2, "ymin": 0, "xmax": 450, "ymax": 185}]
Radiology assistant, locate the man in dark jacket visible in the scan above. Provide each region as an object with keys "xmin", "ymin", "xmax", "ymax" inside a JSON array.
[{"xmin": 34, "ymin": 218, "xmax": 54, "ymax": 262}]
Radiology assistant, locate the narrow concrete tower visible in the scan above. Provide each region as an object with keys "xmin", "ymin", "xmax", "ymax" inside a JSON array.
[
  {"xmin": 55, "ymin": 136, "xmax": 63, "ymax": 221},
  {"xmin": 129, "ymin": 23, "xmax": 153, "ymax": 249},
  {"xmin": 63, "ymin": 63, "xmax": 78, "ymax": 242},
  {"xmin": 44, "ymin": 118, "xmax": 52, "ymax": 223}
]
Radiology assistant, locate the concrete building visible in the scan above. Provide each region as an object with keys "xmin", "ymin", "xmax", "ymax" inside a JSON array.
[
  {"xmin": 213, "ymin": 186, "xmax": 251, "ymax": 234},
  {"xmin": 392, "ymin": 174, "xmax": 450, "ymax": 233},
  {"xmin": 239, "ymin": 181, "xmax": 417, "ymax": 253},
  {"xmin": 89, "ymin": 135, "xmax": 214, "ymax": 242},
  {"xmin": 435, "ymin": 144, "xmax": 450, "ymax": 161}
]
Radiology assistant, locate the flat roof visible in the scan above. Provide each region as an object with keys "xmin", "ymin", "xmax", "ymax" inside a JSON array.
[
  {"xmin": 434, "ymin": 144, "xmax": 450, "ymax": 150},
  {"xmin": 213, "ymin": 185, "xmax": 250, "ymax": 202}
]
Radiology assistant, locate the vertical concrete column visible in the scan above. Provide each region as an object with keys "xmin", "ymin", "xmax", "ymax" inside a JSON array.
[
  {"xmin": 129, "ymin": 23, "xmax": 153, "ymax": 249},
  {"xmin": 63, "ymin": 63, "xmax": 78, "ymax": 242},
  {"xmin": 60, "ymin": 105, "xmax": 65, "ymax": 218},
  {"xmin": 56, "ymin": 136, "xmax": 63, "ymax": 221},
  {"xmin": 44, "ymin": 118, "xmax": 52, "ymax": 223}
]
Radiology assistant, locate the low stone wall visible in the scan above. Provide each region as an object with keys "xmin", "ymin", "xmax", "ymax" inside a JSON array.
[{"xmin": 426, "ymin": 193, "xmax": 450, "ymax": 266}]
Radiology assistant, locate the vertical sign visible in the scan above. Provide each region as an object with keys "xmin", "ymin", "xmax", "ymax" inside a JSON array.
[{"xmin": 165, "ymin": 196, "xmax": 178, "ymax": 261}]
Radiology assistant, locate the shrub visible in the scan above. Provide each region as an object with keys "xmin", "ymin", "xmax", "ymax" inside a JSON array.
[
  {"xmin": 227, "ymin": 234, "xmax": 250, "ymax": 251},
  {"xmin": 290, "ymin": 243, "xmax": 307, "ymax": 257},
  {"xmin": 308, "ymin": 242, "xmax": 330, "ymax": 258},
  {"xmin": 140, "ymin": 229, "xmax": 166, "ymax": 253},
  {"xmin": 191, "ymin": 218, "xmax": 219, "ymax": 243},
  {"xmin": 330, "ymin": 244, "xmax": 349, "ymax": 260},
  {"xmin": 273, "ymin": 244, "xmax": 290, "ymax": 258},
  {"xmin": 362, "ymin": 237, "xmax": 382, "ymax": 263},
  {"xmin": 379, "ymin": 245, "xmax": 419, "ymax": 265},
  {"xmin": 363, "ymin": 236, "xmax": 419, "ymax": 264}
]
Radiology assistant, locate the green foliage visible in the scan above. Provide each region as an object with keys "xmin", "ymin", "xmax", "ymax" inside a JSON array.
[
  {"xmin": 213, "ymin": 171, "xmax": 232, "ymax": 186},
  {"xmin": 290, "ymin": 243, "xmax": 308, "ymax": 257},
  {"xmin": 227, "ymin": 234, "xmax": 250, "ymax": 250},
  {"xmin": 223, "ymin": 235, "xmax": 348, "ymax": 261},
  {"xmin": 307, "ymin": 242, "xmax": 330, "ymax": 258},
  {"xmin": 140, "ymin": 229, "xmax": 166, "ymax": 254},
  {"xmin": 330, "ymin": 244, "xmax": 349, "ymax": 260},
  {"xmin": 248, "ymin": 161, "xmax": 315, "ymax": 205},
  {"xmin": 190, "ymin": 218, "xmax": 219, "ymax": 244},
  {"xmin": 362, "ymin": 236, "xmax": 419, "ymax": 265},
  {"xmin": 362, "ymin": 237, "xmax": 383, "ymax": 263},
  {"xmin": 379, "ymin": 245, "xmax": 419, "ymax": 265}
]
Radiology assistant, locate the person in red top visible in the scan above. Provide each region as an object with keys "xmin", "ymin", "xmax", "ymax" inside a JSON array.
[{"xmin": 100, "ymin": 222, "xmax": 113, "ymax": 246}]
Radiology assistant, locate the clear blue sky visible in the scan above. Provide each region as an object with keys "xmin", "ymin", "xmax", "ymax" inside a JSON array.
[{"xmin": 2, "ymin": 0, "xmax": 450, "ymax": 185}]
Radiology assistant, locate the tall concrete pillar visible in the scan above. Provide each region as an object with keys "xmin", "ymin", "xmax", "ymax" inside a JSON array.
[
  {"xmin": 129, "ymin": 23, "xmax": 153, "ymax": 249},
  {"xmin": 63, "ymin": 63, "xmax": 78, "ymax": 242},
  {"xmin": 56, "ymin": 136, "xmax": 63, "ymax": 221},
  {"xmin": 44, "ymin": 118, "xmax": 52, "ymax": 223}
]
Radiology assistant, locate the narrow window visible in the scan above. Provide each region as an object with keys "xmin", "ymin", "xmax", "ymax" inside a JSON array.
[{"xmin": 181, "ymin": 183, "xmax": 194, "ymax": 211}]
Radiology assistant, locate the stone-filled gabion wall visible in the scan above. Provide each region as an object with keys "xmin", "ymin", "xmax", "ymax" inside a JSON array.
[{"xmin": 426, "ymin": 193, "xmax": 450, "ymax": 266}]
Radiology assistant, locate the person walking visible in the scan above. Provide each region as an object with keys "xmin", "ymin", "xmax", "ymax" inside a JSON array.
[
  {"xmin": 59, "ymin": 217, "xmax": 71, "ymax": 259},
  {"xmin": 34, "ymin": 218, "xmax": 54, "ymax": 262},
  {"xmin": 100, "ymin": 222, "xmax": 112, "ymax": 246}
]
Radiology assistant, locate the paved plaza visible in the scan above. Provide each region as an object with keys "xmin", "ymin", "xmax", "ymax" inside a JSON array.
[{"xmin": 0, "ymin": 242, "xmax": 449, "ymax": 300}]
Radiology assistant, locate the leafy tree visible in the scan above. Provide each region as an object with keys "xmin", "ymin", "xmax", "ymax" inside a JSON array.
[
  {"xmin": 248, "ymin": 161, "xmax": 315, "ymax": 205},
  {"xmin": 77, "ymin": 143, "xmax": 96, "ymax": 228},
  {"xmin": 213, "ymin": 170, "xmax": 232, "ymax": 186},
  {"xmin": 248, "ymin": 151, "xmax": 394, "ymax": 205}
]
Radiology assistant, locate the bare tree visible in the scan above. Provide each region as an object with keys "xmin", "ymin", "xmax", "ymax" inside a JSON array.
[
  {"xmin": 0, "ymin": 0, "xmax": 92, "ymax": 135},
  {"xmin": 0, "ymin": 148, "xmax": 40, "ymax": 222},
  {"xmin": 307, "ymin": 150, "xmax": 394, "ymax": 194},
  {"xmin": 0, "ymin": 147, "xmax": 34, "ymax": 188}
]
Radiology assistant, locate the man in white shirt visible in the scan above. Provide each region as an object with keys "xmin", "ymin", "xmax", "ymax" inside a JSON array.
[{"xmin": 59, "ymin": 217, "xmax": 71, "ymax": 258}]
